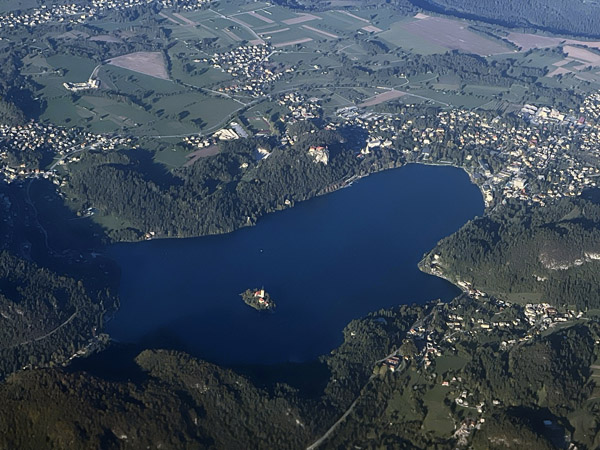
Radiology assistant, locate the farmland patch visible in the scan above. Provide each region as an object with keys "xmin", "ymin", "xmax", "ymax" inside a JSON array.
[{"xmin": 107, "ymin": 52, "xmax": 169, "ymax": 80}]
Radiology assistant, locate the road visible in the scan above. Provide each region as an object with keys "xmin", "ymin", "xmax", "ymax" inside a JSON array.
[
  {"xmin": 150, "ymin": 98, "xmax": 261, "ymax": 139},
  {"xmin": 49, "ymin": 143, "xmax": 96, "ymax": 171},
  {"xmin": 306, "ymin": 349, "xmax": 407, "ymax": 450},
  {"xmin": 8, "ymin": 308, "xmax": 79, "ymax": 350},
  {"xmin": 211, "ymin": 9, "xmax": 263, "ymax": 43},
  {"xmin": 303, "ymin": 308, "xmax": 438, "ymax": 450}
]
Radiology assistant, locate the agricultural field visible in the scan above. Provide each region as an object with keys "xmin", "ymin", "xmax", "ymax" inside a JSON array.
[
  {"xmin": 0, "ymin": 0, "xmax": 36, "ymax": 13},
  {"xmin": 379, "ymin": 19, "xmax": 448, "ymax": 54},
  {"xmin": 422, "ymin": 385, "xmax": 454, "ymax": 436},
  {"xmin": 6, "ymin": 0, "xmax": 600, "ymax": 170},
  {"xmin": 107, "ymin": 52, "xmax": 170, "ymax": 80},
  {"xmin": 380, "ymin": 14, "xmax": 510, "ymax": 56}
]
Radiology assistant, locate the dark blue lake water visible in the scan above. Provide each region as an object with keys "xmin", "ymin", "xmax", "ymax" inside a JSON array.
[{"xmin": 106, "ymin": 164, "xmax": 484, "ymax": 364}]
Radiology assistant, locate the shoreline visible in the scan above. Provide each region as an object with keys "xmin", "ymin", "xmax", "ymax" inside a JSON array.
[
  {"xmin": 109, "ymin": 158, "xmax": 486, "ymax": 245},
  {"xmin": 104, "ymin": 162, "xmax": 480, "ymax": 365}
]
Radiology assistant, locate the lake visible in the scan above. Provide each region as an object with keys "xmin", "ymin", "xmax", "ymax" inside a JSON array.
[{"xmin": 106, "ymin": 164, "xmax": 484, "ymax": 364}]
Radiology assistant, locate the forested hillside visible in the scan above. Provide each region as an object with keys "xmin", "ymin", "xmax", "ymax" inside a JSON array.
[
  {"xmin": 325, "ymin": 296, "xmax": 600, "ymax": 449},
  {"xmin": 63, "ymin": 131, "xmax": 371, "ymax": 241},
  {"xmin": 422, "ymin": 195, "xmax": 600, "ymax": 309},
  {"xmin": 0, "ymin": 251, "xmax": 113, "ymax": 377},
  {"xmin": 4, "ymin": 296, "xmax": 597, "ymax": 449},
  {"xmin": 275, "ymin": 0, "xmax": 600, "ymax": 37},
  {"xmin": 0, "ymin": 349, "xmax": 313, "ymax": 450},
  {"xmin": 413, "ymin": 0, "xmax": 600, "ymax": 37}
]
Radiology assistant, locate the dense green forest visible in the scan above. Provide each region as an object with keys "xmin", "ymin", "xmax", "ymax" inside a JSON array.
[
  {"xmin": 0, "ymin": 350, "xmax": 313, "ymax": 449},
  {"xmin": 0, "ymin": 180, "xmax": 117, "ymax": 380},
  {"xmin": 412, "ymin": 0, "xmax": 600, "ymax": 37},
  {"xmin": 0, "ymin": 296, "xmax": 598, "ymax": 449},
  {"xmin": 62, "ymin": 130, "xmax": 373, "ymax": 241},
  {"xmin": 0, "ymin": 0, "xmax": 599, "ymax": 446},
  {"xmin": 0, "ymin": 251, "xmax": 114, "ymax": 378},
  {"xmin": 422, "ymin": 195, "xmax": 600, "ymax": 309},
  {"xmin": 276, "ymin": 0, "xmax": 600, "ymax": 38},
  {"xmin": 338, "ymin": 51, "xmax": 550, "ymax": 88}
]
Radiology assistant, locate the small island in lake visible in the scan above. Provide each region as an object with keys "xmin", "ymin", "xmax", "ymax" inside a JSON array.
[{"xmin": 241, "ymin": 288, "xmax": 276, "ymax": 311}]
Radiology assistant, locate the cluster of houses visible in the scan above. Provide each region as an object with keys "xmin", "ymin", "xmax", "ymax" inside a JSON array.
[
  {"xmin": 382, "ymin": 355, "xmax": 402, "ymax": 372},
  {"xmin": 373, "ymin": 292, "xmax": 587, "ymax": 445},
  {"xmin": 453, "ymin": 418, "xmax": 485, "ymax": 447},
  {"xmin": 381, "ymin": 287, "xmax": 586, "ymax": 377},
  {"xmin": 253, "ymin": 289, "xmax": 271, "ymax": 307},
  {"xmin": 0, "ymin": 0, "xmax": 211, "ymax": 29},
  {"xmin": 424, "ymin": 257, "xmax": 587, "ymax": 347},
  {"xmin": 523, "ymin": 303, "xmax": 583, "ymax": 327},
  {"xmin": 277, "ymin": 93, "xmax": 322, "ymax": 146},
  {"xmin": 183, "ymin": 122, "xmax": 248, "ymax": 150},
  {"xmin": 521, "ymin": 104, "xmax": 586, "ymax": 126},
  {"xmin": 279, "ymin": 93, "xmax": 321, "ymax": 122},
  {"xmin": 455, "ymin": 391, "xmax": 486, "ymax": 414},
  {"xmin": 334, "ymin": 96, "xmax": 600, "ymax": 208},
  {"xmin": 0, "ymin": 122, "xmax": 129, "ymax": 180},
  {"xmin": 182, "ymin": 93, "xmax": 323, "ymax": 154},
  {"xmin": 182, "ymin": 135, "xmax": 214, "ymax": 149},
  {"xmin": 198, "ymin": 44, "xmax": 288, "ymax": 97},
  {"xmin": 177, "ymin": 85, "xmax": 600, "ymax": 211}
]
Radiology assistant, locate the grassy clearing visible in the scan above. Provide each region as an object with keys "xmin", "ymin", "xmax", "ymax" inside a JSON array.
[
  {"xmin": 46, "ymin": 55, "xmax": 97, "ymax": 82},
  {"xmin": 434, "ymin": 83, "xmax": 460, "ymax": 91},
  {"xmin": 318, "ymin": 11, "xmax": 365, "ymax": 34},
  {"xmin": 233, "ymin": 13, "xmax": 266, "ymax": 29},
  {"xmin": 178, "ymin": 9, "xmax": 224, "ymax": 22},
  {"xmin": 339, "ymin": 44, "xmax": 368, "ymax": 59},
  {"xmin": 267, "ymin": 27, "xmax": 313, "ymax": 46},
  {"xmin": 21, "ymin": 54, "xmax": 53, "ymax": 74},
  {"xmin": 246, "ymin": 114, "xmax": 272, "ymax": 134},
  {"xmin": 83, "ymin": 97, "xmax": 155, "ymax": 130},
  {"xmin": 170, "ymin": 59, "xmax": 233, "ymax": 87},
  {"xmin": 464, "ymin": 85, "xmax": 510, "ymax": 95},
  {"xmin": 91, "ymin": 211, "xmax": 136, "ymax": 233},
  {"xmin": 384, "ymin": 370, "xmax": 422, "ymax": 422},
  {"xmin": 169, "ymin": 25, "xmax": 218, "ymax": 41},
  {"xmin": 403, "ymin": 88, "xmax": 476, "ymax": 108},
  {"xmin": 379, "ymin": 20, "xmax": 446, "ymax": 54},
  {"xmin": 497, "ymin": 292, "xmax": 544, "ymax": 304},
  {"xmin": 271, "ymin": 51, "xmax": 314, "ymax": 66},
  {"xmin": 154, "ymin": 147, "xmax": 191, "ymax": 168},
  {"xmin": 156, "ymin": 94, "xmax": 240, "ymax": 130},
  {"xmin": 320, "ymin": 91, "xmax": 355, "ymax": 109},
  {"xmin": 41, "ymin": 98, "xmax": 85, "ymax": 127},
  {"xmin": 0, "ymin": 0, "xmax": 37, "ymax": 13},
  {"xmin": 217, "ymin": 0, "xmax": 273, "ymax": 15},
  {"xmin": 423, "ymin": 385, "xmax": 454, "ymax": 435},
  {"xmin": 438, "ymin": 74, "xmax": 461, "ymax": 85},
  {"xmin": 435, "ymin": 355, "xmax": 468, "ymax": 374},
  {"xmin": 101, "ymin": 65, "xmax": 180, "ymax": 94}
]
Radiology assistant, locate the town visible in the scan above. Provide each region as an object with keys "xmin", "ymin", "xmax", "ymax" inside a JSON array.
[
  {"xmin": 0, "ymin": 122, "xmax": 131, "ymax": 181},
  {"xmin": 332, "ymin": 95, "xmax": 600, "ymax": 208},
  {"xmin": 198, "ymin": 44, "xmax": 289, "ymax": 98},
  {"xmin": 0, "ymin": 0, "xmax": 212, "ymax": 29},
  {"xmin": 3, "ymin": 85, "xmax": 600, "ymax": 213}
]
